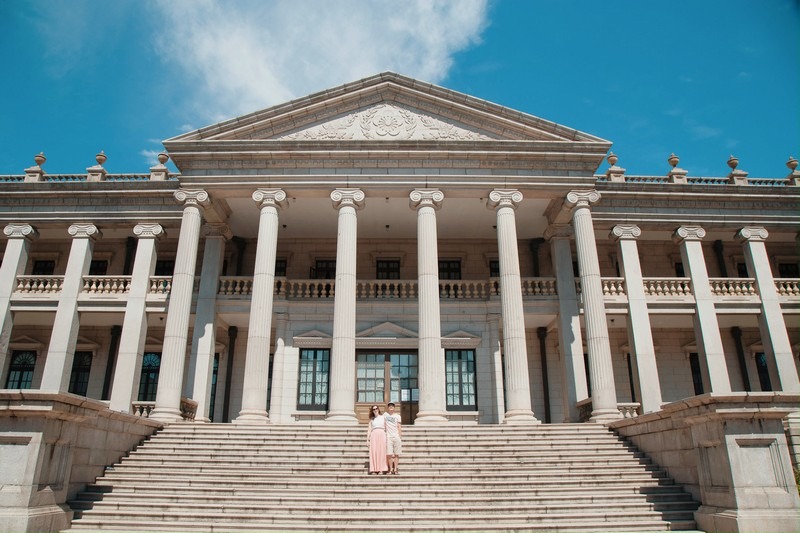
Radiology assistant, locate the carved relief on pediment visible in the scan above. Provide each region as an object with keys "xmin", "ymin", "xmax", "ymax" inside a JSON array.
[{"xmin": 277, "ymin": 103, "xmax": 495, "ymax": 141}]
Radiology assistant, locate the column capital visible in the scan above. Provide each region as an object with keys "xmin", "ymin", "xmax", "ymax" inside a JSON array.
[
  {"xmin": 735, "ymin": 226, "xmax": 769, "ymax": 243},
  {"xmin": 543, "ymin": 224, "xmax": 573, "ymax": 241},
  {"xmin": 610, "ymin": 224, "xmax": 642, "ymax": 241},
  {"xmin": 565, "ymin": 190, "xmax": 601, "ymax": 208},
  {"xmin": 673, "ymin": 225, "xmax": 706, "ymax": 243},
  {"xmin": 68, "ymin": 223, "xmax": 101, "ymax": 240},
  {"xmin": 133, "ymin": 223, "xmax": 165, "ymax": 239},
  {"xmin": 202, "ymin": 223, "xmax": 233, "ymax": 240},
  {"xmin": 487, "ymin": 189, "xmax": 523, "ymax": 210},
  {"xmin": 3, "ymin": 223, "xmax": 38, "ymax": 240},
  {"xmin": 252, "ymin": 188, "xmax": 288, "ymax": 210},
  {"xmin": 409, "ymin": 188, "xmax": 444, "ymax": 210},
  {"xmin": 331, "ymin": 188, "xmax": 365, "ymax": 210},
  {"xmin": 174, "ymin": 189, "xmax": 210, "ymax": 208}
]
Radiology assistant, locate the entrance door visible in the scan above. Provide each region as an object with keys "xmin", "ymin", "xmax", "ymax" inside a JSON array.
[{"xmin": 356, "ymin": 351, "xmax": 418, "ymax": 424}]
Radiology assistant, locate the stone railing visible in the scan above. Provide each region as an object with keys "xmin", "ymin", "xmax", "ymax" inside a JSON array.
[
  {"xmin": 522, "ymin": 277, "xmax": 557, "ymax": 296},
  {"xmin": 602, "ymin": 277, "xmax": 626, "ymax": 296},
  {"xmin": 617, "ymin": 402, "xmax": 641, "ymax": 418},
  {"xmin": 131, "ymin": 398, "xmax": 197, "ymax": 421},
  {"xmin": 82, "ymin": 275, "xmax": 132, "ymax": 294},
  {"xmin": 15, "ymin": 275, "xmax": 64, "ymax": 294},
  {"xmin": 218, "ymin": 276, "xmax": 254, "ymax": 296},
  {"xmin": 284, "ymin": 279, "xmax": 336, "ymax": 299},
  {"xmin": 575, "ymin": 398, "xmax": 641, "ymax": 421},
  {"xmin": 709, "ymin": 277, "xmax": 757, "ymax": 297},
  {"xmin": 642, "ymin": 277, "xmax": 693, "ymax": 297},
  {"xmin": 775, "ymin": 278, "xmax": 800, "ymax": 297},
  {"xmin": 149, "ymin": 276, "xmax": 172, "ymax": 294},
  {"xmin": 439, "ymin": 280, "xmax": 490, "ymax": 299},
  {"xmin": 358, "ymin": 280, "xmax": 418, "ymax": 299}
]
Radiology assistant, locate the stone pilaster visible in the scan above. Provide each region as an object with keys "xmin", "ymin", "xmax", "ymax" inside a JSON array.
[
  {"xmin": 41, "ymin": 224, "xmax": 101, "ymax": 391},
  {"xmin": 487, "ymin": 190, "xmax": 538, "ymax": 424},
  {"xmin": 566, "ymin": 191, "xmax": 620, "ymax": 422},
  {"xmin": 544, "ymin": 224, "xmax": 588, "ymax": 422},
  {"xmin": 410, "ymin": 189, "xmax": 447, "ymax": 423},
  {"xmin": 151, "ymin": 190, "xmax": 209, "ymax": 422},
  {"xmin": 611, "ymin": 224, "xmax": 662, "ymax": 413},
  {"xmin": 673, "ymin": 226, "xmax": 731, "ymax": 393},
  {"xmin": 186, "ymin": 223, "xmax": 232, "ymax": 422},
  {"xmin": 0, "ymin": 224, "xmax": 38, "ymax": 374},
  {"xmin": 237, "ymin": 189, "xmax": 287, "ymax": 424},
  {"xmin": 736, "ymin": 227, "xmax": 800, "ymax": 392},
  {"xmin": 325, "ymin": 189, "xmax": 364, "ymax": 424},
  {"xmin": 109, "ymin": 223, "xmax": 164, "ymax": 412}
]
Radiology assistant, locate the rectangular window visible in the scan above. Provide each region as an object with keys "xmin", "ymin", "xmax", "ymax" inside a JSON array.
[
  {"xmin": 445, "ymin": 349, "xmax": 476, "ymax": 410},
  {"xmin": 6, "ymin": 350, "xmax": 36, "ymax": 389},
  {"xmin": 489, "ymin": 260, "xmax": 500, "ymax": 278},
  {"xmin": 754, "ymin": 352, "xmax": 773, "ymax": 392},
  {"xmin": 311, "ymin": 260, "xmax": 336, "ymax": 280},
  {"xmin": 32, "ymin": 260, "xmax": 55, "ymax": 275},
  {"xmin": 68, "ymin": 351, "xmax": 93, "ymax": 396},
  {"xmin": 689, "ymin": 352, "xmax": 704, "ymax": 395},
  {"xmin": 736, "ymin": 262, "xmax": 749, "ymax": 278},
  {"xmin": 778, "ymin": 263, "xmax": 799, "ymax": 278},
  {"xmin": 138, "ymin": 352, "xmax": 162, "ymax": 402},
  {"xmin": 675, "ymin": 262, "xmax": 685, "ymax": 277},
  {"xmin": 297, "ymin": 349, "xmax": 329, "ymax": 410},
  {"xmin": 89, "ymin": 260, "xmax": 108, "ymax": 275},
  {"xmin": 275, "ymin": 259, "xmax": 287, "ymax": 277},
  {"xmin": 438, "ymin": 260, "xmax": 462, "ymax": 280},
  {"xmin": 376, "ymin": 259, "xmax": 400, "ymax": 280},
  {"xmin": 357, "ymin": 353, "xmax": 385, "ymax": 404},
  {"xmin": 154, "ymin": 260, "xmax": 175, "ymax": 276}
]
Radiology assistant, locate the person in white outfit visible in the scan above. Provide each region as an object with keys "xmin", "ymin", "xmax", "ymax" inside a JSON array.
[{"xmin": 384, "ymin": 402, "xmax": 402, "ymax": 474}]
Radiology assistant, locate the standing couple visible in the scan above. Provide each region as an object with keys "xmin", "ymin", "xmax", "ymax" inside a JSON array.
[{"xmin": 367, "ymin": 403, "xmax": 402, "ymax": 475}]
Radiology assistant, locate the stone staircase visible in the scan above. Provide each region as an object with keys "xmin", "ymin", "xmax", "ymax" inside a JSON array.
[{"xmin": 66, "ymin": 423, "xmax": 699, "ymax": 532}]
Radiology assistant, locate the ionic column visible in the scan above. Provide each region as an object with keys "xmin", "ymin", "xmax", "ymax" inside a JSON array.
[
  {"xmin": 326, "ymin": 189, "xmax": 364, "ymax": 424},
  {"xmin": 186, "ymin": 223, "xmax": 232, "ymax": 422},
  {"xmin": 673, "ymin": 226, "xmax": 731, "ymax": 393},
  {"xmin": 544, "ymin": 224, "xmax": 587, "ymax": 422},
  {"xmin": 487, "ymin": 190, "xmax": 537, "ymax": 424},
  {"xmin": 736, "ymin": 227, "xmax": 800, "ymax": 392},
  {"xmin": 151, "ymin": 190, "xmax": 209, "ymax": 422},
  {"xmin": 41, "ymin": 223, "xmax": 101, "ymax": 391},
  {"xmin": 565, "ymin": 191, "xmax": 620, "ymax": 422},
  {"xmin": 410, "ymin": 189, "xmax": 447, "ymax": 423},
  {"xmin": 611, "ymin": 224, "xmax": 662, "ymax": 413},
  {"xmin": 109, "ymin": 223, "xmax": 164, "ymax": 412},
  {"xmin": 237, "ymin": 189, "xmax": 287, "ymax": 424},
  {"xmin": 0, "ymin": 224, "xmax": 38, "ymax": 374}
]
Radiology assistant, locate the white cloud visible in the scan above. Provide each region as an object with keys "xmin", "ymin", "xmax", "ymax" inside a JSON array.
[
  {"xmin": 140, "ymin": 149, "xmax": 161, "ymax": 166},
  {"xmin": 152, "ymin": 0, "xmax": 489, "ymax": 121}
]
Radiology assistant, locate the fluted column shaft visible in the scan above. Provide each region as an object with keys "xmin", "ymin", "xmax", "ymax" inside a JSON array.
[
  {"xmin": 187, "ymin": 224, "xmax": 231, "ymax": 422},
  {"xmin": 673, "ymin": 226, "xmax": 731, "ymax": 393},
  {"xmin": 326, "ymin": 189, "xmax": 364, "ymax": 424},
  {"xmin": 151, "ymin": 190, "xmax": 209, "ymax": 422},
  {"xmin": 612, "ymin": 224, "xmax": 662, "ymax": 413},
  {"xmin": 566, "ymin": 191, "xmax": 620, "ymax": 422},
  {"xmin": 737, "ymin": 227, "xmax": 799, "ymax": 392},
  {"xmin": 110, "ymin": 224, "xmax": 163, "ymax": 412},
  {"xmin": 0, "ymin": 224, "xmax": 38, "ymax": 375},
  {"xmin": 410, "ymin": 189, "xmax": 447, "ymax": 423},
  {"xmin": 237, "ymin": 189, "xmax": 287, "ymax": 423},
  {"xmin": 488, "ymin": 190, "xmax": 537, "ymax": 424},
  {"xmin": 41, "ymin": 224, "xmax": 101, "ymax": 391},
  {"xmin": 545, "ymin": 225, "xmax": 587, "ymax": 422}
]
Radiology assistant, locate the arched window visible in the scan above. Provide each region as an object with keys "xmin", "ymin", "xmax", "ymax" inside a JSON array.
[
  {"xmin": 138, "ymin": 352, "xmax": 161, "ymax": 402},
  {"xmin": 6, "ymin": 351, "xmax": 36, "ymax": 389}
]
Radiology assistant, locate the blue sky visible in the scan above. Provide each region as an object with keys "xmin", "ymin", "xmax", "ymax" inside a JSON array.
[{"xmin": 1, "ymin": 0, "xmax": 797, "ymax": 178}]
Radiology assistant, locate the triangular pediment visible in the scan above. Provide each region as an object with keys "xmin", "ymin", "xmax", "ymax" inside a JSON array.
[
  {"xmin": 167, "ymin": 72, "xmax": 609, "ymax": 144},
  {"xmin": 9, "ymin": 335, "xmax": 45, "ymax": 349},
  {"xmin": 357, "ymin": 322, "xmax": 417, "ymax": 339}
]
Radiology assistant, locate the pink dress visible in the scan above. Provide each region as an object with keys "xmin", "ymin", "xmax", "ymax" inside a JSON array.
[{"xmin": 368, "ymin": 415, "xmax": 388, "ymax": 473}]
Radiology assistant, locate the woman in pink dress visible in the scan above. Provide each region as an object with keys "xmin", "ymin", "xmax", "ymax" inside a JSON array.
[{"xmin": 367, "ymin": 405, "xmax": 388, "ymax": 474}]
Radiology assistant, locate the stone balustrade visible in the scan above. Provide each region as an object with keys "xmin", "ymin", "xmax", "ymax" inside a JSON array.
[
  {"xmin": 15, "ymin": 275, "xmax": 64, "ymax": 294},
  {"xmin": 602, "ymin": 277, "xmax": 626, "ymax": 296},
  {"xmin": 642, "ymin": 277, "xmax": 693, "ymax": 297},
  {"xmin": 439, "ymin": 280, "xmax": 490, "ymax": 299},
  {"xmin": 82, "ymin": 275, "xmax": 132, "ymax": 294},
  {"xmin": 617, "ymin": 402, "xmax": 641, "ymax": 418},
  {"xmin": 131, "ymin": 398, "xmax": 196, "ymax": 420},
  {"xmin": 709, "ymin": 277, "xmax": 757, "ymax": 296},
  {"xmin": 131, "ymin": 401, "xmax": 155, "ymax": 417},
  {"xmin": 775, "ymin": 278, "xmax": 800, "ymax": 297},
  {"xmin": 218, "ymin": 276, "xmax": 254, "ymax": 296},
  {"xmin": 359, "ymin": 280, "xmax": 418, "ymax": 299},
  {"xmin": 148, "ymin": 276, "xmax": 172, "ymax": 294},
  {"xmin": 522, "ymin": 277, "xmax": 557, "ymax": 296},
  {"xmin": 284, "ymin": 279, "xmax": 336, "ymax": 299},
  {"xmin": 575, "ymin": 398, "xmax": 642, "ymax": 421}
]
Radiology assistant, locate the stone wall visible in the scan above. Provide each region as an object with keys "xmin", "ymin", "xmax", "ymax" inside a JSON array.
[{"xmin": 0, "ymin": 391, "xmax": 162, "ymax": 533}]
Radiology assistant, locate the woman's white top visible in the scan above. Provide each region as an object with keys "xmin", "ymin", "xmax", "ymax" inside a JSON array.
[{"xmin": 370, "ymin": 414, "xmax": 386, "ymax": 430}]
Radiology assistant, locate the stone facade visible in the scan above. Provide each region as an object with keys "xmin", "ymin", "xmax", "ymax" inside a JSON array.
[{"xmin": 1, "ymin": 73, "xmax": 799, "ymax": 532}]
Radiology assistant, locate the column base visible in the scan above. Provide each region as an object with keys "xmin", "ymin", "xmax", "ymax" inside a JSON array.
[
  {"xmin": 413, "ymin": 411, "xmax": 449, "ymax": 425},
  {"xmin": 590, "ymin": 407, "xmax": 623, "ymax": 424},
  {"xmin": 324, "ymin": 411, "xmax": 359, "ymax": 425},
  {"xmin": 235, "ymin": 409, "xmax": 270, "ymax": 425},
  {"xmin": 148, "ymin": 407, "xmax": 183, "ymax": 423},
  {"xmin": 502, "ymin": 409, "xmax": 540, "ymax": 425}
]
